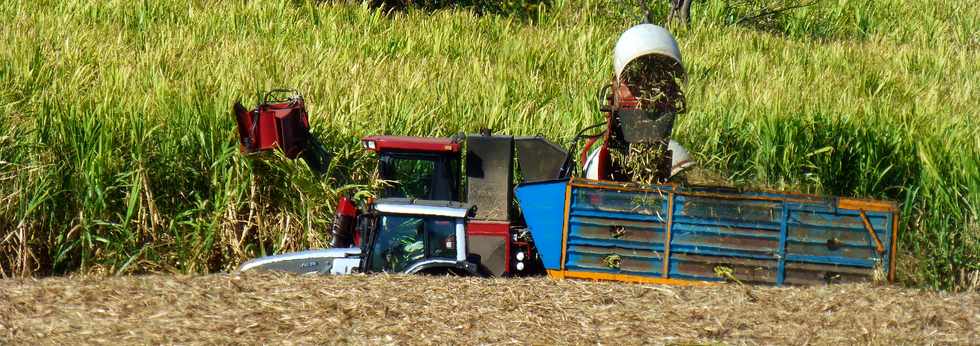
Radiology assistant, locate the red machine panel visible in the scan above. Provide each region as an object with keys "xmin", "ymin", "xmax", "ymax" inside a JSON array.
[
  {"xmin": 233, "ymin": 91, "xmax": 311, "ymax": 159},
  {"xmin": 362, "ymin": 136, "xmax": 461, "ymax": 153},
  {"xmin": 467, "ymin": 221, "xmax": 510, "ymax": 276}
]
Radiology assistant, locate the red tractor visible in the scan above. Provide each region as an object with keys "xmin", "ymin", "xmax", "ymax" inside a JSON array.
[{"xmin": 239, "ymin": 133, "xmax": 570, "ymax": 277}]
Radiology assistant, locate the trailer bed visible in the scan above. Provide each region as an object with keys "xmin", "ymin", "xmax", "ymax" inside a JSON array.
[{"xmin": 515, "ymin": 178, "xmax": 899, "ymax": 286}]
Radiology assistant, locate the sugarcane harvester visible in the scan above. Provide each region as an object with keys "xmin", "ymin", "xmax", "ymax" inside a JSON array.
[
  {"xmin": 240, "ymin": 133, "xmax": 571, "ymax": 277},
  {"xmin": 583, "ymin": 24, "xmax": 692, "ymax": 183},
  {"xmin": 236, "ymin": 24, "xmax": 901, "ymax": 286}
]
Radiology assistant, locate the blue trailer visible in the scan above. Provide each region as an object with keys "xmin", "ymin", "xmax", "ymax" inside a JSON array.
[{"xmin": 516, "ymin": 178, "xmax": 899, "ymax": 286}]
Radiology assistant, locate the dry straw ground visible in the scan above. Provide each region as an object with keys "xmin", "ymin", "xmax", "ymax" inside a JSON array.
[{"xmin": 1, "ymin": 272, "xmax": 977, "ymax": 345}]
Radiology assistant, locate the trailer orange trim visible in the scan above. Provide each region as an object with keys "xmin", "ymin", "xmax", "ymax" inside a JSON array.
[
  {"xmin": 859, "ymin": 210, "xmax": 886, "ymax": 254},
  {"xmin": 547, "ymin": 270, "xmax": 719, "ymax": 286},
  {"xmin": 559, "ymin": 183, "xmax": 572, "ymax": 271},
  {"xmin": 838, "ymin": 198, "xmax": 897, "ymax": 213},
  {"xmin": 570, "ymin": 179, "xmax": 674, "ymax": 194},
  {"xmin": 889, "ymin": 211, "xmax": 900, "ymax": 283},
  {"xmin": 570, "ymin": 178, "xmax": 827, "ymax": 205},
  {"xmin": 661, "ymin": 192, "xmax": 675, "ymax": 278}
]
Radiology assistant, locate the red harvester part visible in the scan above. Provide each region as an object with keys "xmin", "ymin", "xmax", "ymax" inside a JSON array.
[{"xmin": 234, "ymin": 89, "xmax": 311, "ymax": 159}]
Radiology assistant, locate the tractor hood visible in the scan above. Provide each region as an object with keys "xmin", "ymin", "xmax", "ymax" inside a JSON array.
[{"xmin": 237, "ymin": 248, "xmax": 362, "ymax": 275}]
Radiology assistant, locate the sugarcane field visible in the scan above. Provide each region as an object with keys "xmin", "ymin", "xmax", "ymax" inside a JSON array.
[{"xmin": 1, "ymin": 0, "xmax": 978, "ymax": 344}]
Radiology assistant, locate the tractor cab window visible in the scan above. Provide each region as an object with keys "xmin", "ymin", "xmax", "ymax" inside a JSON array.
[
  {"xmin": 378, "ymin": 152, "xmax": 460, "ymax": 202},
  {"xmin": 368, "ymin": 215, "xmax": 458, "ymax": 273}
]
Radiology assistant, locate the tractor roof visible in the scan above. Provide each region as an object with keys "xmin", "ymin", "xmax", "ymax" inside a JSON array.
[{"xmin": 361, "ymin": 136, "xmax": 461, "ymax": 154}]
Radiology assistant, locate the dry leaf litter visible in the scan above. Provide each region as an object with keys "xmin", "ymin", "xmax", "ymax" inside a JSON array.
[{"xmin": 1, "ymin": 272, "xmax": 977, "ymax": 345}]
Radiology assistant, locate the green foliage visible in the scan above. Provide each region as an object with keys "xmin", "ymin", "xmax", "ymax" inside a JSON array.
[
  {"xmin": 0, "ymin": 0, "xmax": 976, "ymax": 289},
  {"xmin": 374, "ymin": 0, "xmax": 550, "ymax": 18}
]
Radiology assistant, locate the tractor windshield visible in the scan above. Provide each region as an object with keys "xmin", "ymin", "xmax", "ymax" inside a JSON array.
[
  {"xmin": 378, "ymin": 152, "xmax": 460, "ymax": 201},
  {"xmin": 367, "ymin": 215, "xmax": 457, "ymax": 273}
]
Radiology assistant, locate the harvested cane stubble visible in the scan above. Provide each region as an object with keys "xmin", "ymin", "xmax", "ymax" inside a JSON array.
[{"xmin": 0, "ymin": 272, "xmax": 977, "ymax": 345}]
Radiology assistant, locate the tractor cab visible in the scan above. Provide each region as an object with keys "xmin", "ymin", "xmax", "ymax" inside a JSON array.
[
  {"xmin": 358, "ymin": 198, "xmax": 477, "ymax": 275},
  {"xmin": 237, "ymin": 198, "xmax": 477, "ymax": 276},
  {"xmin": 361, "ymin": 136, "xmax": 462, "ymax": 202}
]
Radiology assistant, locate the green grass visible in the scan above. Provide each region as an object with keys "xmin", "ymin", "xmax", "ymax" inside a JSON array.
[{"xmin": 0, "ymin": 0, "xmax": 976, "ymax": 289}]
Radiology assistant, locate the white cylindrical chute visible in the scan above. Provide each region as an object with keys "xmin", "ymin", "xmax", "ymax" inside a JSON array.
[{"xmin": 613, "ymin": 24, "xmax": 684, "ymax": 82}]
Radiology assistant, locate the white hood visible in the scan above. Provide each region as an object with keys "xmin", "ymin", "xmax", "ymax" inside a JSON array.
[{"xmin": 238, "ymin": 247, "xmax": 361, "ymax": 274}]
